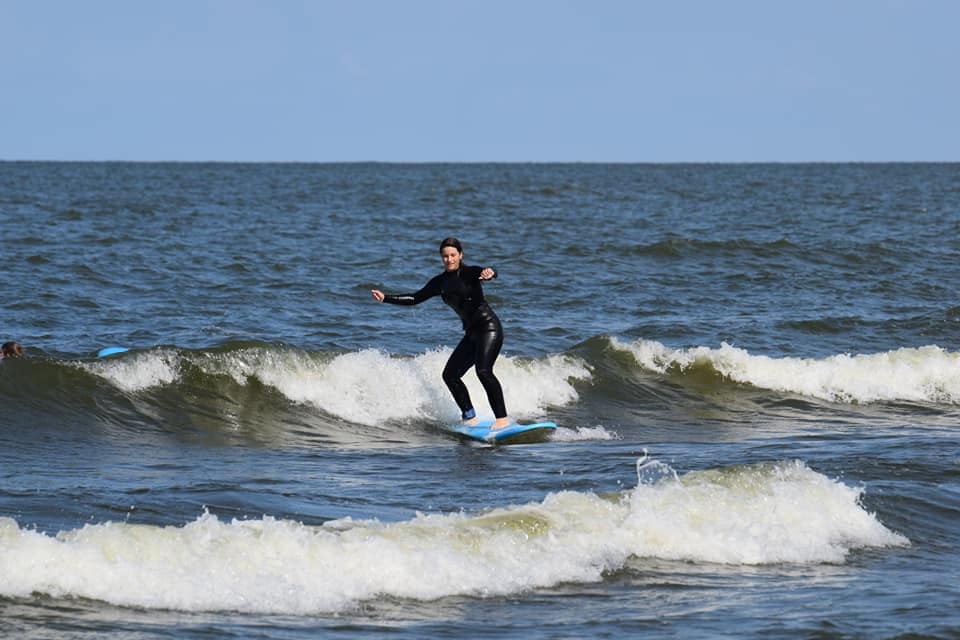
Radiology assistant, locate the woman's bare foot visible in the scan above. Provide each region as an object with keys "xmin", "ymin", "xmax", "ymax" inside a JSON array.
[
  {"xmin": 489, "ymin": 417, "xmax": 512, "ymax": 430},
  {"xmin": 462, "ymin": 417, "xmax": 479, "ymax": 426}
]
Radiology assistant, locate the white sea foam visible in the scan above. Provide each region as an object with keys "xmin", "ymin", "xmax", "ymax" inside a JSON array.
[
  {"xmin": 0, "ymin": 460, "xmax": 907, "ymax": 615},
  {"xmin": 613, "ymin": 338, "xmax": 960, "ymax": 404},
  {"xmin": 81, "ymin": 350, "xmax": 180, "ymax": 392},
  {"xmin": 210, "ymin": 347, "xmax": 592, "ymax": 425},
  {"xmin": 550, "ymin": 425, "xmax": 620, "ymax": 442}
]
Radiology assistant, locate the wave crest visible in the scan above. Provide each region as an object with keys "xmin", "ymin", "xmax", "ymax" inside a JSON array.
[
  {"xmin": 612, "ymin": 338, "xmax": 960, "ymax": 404},
  {"xmin": 0, "ymin": 460, "xmax": 906, "ymax": 614},
  {"xmin": 77, "ymin": 344, "xmax": 592, "ymax": 425}
]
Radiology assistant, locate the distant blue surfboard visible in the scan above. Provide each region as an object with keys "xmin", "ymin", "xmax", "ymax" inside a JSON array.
[
  {"xmin": 97, "ymin": 347, "xmax": 129, "ymax": 358},
  {"xmin": 449, "ymin": 419, "xmax": 557, "ymax": 444}
]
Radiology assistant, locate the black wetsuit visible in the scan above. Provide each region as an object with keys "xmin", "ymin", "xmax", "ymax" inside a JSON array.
[{"xmin": 382, "ymin": 265, "xmax": 506, "ymax": 419}]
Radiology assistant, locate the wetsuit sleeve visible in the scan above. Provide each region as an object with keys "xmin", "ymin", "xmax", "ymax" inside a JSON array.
[{"xmin": 382, "ymin": 275, "xmax": 442, "ymax": 306}]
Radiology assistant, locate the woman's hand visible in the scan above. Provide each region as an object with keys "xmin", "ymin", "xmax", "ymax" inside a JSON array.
[
  {"xmin": 371, "ymin": 290, "xmax": 385, "ymax": 302},
  {"xmin": 480, "ymin": 268, "xmax": 495, "ymax": 280}
]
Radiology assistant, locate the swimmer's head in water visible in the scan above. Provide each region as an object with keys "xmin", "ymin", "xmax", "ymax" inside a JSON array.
[{"xmin": 1, "ymin": 341, "xmax": 23, "ymax": 359}]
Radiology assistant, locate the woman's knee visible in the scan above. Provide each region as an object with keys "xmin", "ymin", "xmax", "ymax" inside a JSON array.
[{"xmin": 443, "ymin": 367, "xmax": 463, "ymax": 386}]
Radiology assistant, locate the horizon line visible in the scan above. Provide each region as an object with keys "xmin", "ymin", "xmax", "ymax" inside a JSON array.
[{"xmin": 2, "ymin": 158, "xmax": 958, "ymax": 165}]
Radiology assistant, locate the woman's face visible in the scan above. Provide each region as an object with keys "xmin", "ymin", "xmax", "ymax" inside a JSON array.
[{"xmin": 441, "ymin": 246, "xmax": 462, "ymax": 271}]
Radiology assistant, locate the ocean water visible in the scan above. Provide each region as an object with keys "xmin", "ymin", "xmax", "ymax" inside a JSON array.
[{"xmin": 1, "ymin": 162, "xmax": 958, "ymax": 639}]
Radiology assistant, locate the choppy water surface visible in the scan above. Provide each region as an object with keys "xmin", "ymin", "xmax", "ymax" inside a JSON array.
[{"xmin": 1, "ymin": 162, "xmax": 959, "ymax": 638}]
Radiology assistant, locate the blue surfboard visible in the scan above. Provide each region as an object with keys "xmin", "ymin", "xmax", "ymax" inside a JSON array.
[
  {"xmin": 97, "ymin": 347, "xmax": 129, "ymax": 358},
  {"xmin": 448, "ymin": 419, "xmax": 557, "ymax": 444}
]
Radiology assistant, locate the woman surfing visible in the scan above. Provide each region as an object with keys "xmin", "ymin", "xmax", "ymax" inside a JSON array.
[{"xmin": 371, "ymin": 237, "xmax": 511, "ymax": 430}]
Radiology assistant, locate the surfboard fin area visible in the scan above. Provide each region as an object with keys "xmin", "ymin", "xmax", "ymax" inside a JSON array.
[{"xmin": 448, "ymin": 420, "xmax": 557, "ymax": 444}]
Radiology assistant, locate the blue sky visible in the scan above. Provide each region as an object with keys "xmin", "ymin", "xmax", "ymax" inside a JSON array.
[{"xmin": 1, "ymin": 0, "xmax": 957, "ymax": 162}]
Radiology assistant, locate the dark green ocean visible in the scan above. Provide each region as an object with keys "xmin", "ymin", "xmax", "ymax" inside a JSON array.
[{"xmin": 1, "ymin": 162, "xmax": 958, "ymax": 638}]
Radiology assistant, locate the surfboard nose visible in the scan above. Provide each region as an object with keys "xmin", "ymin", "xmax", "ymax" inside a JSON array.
[{"xmin": 97, "ymin": 347, "xmax": 129, "ymax": 358}]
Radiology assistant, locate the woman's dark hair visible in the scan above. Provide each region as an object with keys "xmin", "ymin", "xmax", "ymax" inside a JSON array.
[{"xmin": 439, "ymin": 237, "xmax": 463, "ymax": 254}]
